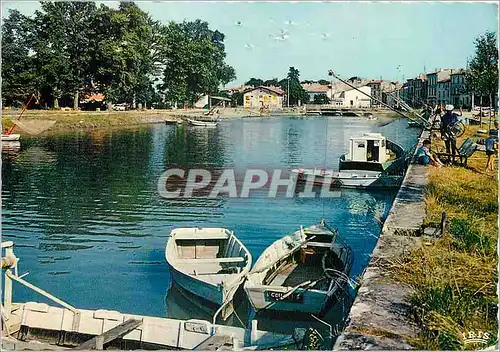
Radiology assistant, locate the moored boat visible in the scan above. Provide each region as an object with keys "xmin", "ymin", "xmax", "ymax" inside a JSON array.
[
  {"xmin": 244, "ymin": 220, "xmax": 353, "ymax": 315},
  {"xmin": 165, "ymin": 227, "xmax": 252, "ymax": 320},
  {"xmin": 292, "ymin": 133, "xmax": 406, "ymax": 189},
  {"xmin": 2, "ymin": 133, "xmax": 20, "ymax": 142},
  {"xmin": 187, "ymin": 118, "xmax": 218, "ymax": 127}
]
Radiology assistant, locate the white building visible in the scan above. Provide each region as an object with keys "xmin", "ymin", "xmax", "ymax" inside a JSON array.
[{"xmin": 331, "ymin": 86, "xmax": 372, "ymax": 108}]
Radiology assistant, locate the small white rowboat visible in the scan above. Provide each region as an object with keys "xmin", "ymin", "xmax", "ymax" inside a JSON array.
[
  {"xmin": 165, "ymin": 227, "xmax": 252, "ymax": 320},
  {"xmin": 187, "ymin": 118, "xmax": 217, "ymax": 127},
  {"xmin": 2, "ymin": 134, "xmax": 20, "ymax": 142}
]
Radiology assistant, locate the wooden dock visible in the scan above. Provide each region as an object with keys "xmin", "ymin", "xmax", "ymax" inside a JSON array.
[
  {"xmin": 1, "ymin": 241, "xmax": 303, "ymax": 351},
  {"xmin": 2, "ymin": 302, "xmax": 300, "ymax": 350}
]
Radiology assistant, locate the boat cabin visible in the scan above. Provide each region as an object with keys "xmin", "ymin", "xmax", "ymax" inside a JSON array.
[{"xmin": 347, "ymin": 133, "xmax": 390, "ymax": 164}]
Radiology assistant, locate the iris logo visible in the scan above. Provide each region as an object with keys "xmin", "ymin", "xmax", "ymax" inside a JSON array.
[{"xmin": 461, "ymin": 331, "xmax": 495, "ymax": 347}]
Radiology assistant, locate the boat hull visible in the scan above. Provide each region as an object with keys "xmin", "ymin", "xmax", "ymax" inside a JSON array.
[
  {"xmin": 169, "ymin": 266, "xmax": 224, "ymax": 305},
  {"xmin": 187, "ymin": 119, "xmax": 217, "ymax": 127},
  {"xmin": 292, "ymin": 169, "xmax": 403, "ymax": 189},
  {"xmin": 245, "ymin": 285, "xmax": 331, "ymax": 314},
  {"xmin": 2, "ymin": 134, "xmax": 20, "ymax": 141}
]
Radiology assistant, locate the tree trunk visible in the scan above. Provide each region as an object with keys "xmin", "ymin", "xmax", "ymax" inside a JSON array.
[
  {"xmin": 54, "ymin": 98, "xmax": 59, "ymax": 110},
  {"xmin": 132, "ymin": 93, "xmax": 136, "ymax": 109},
  {"xmin": 73, "ymin": 92, "xmax": 79, "ymax": 110},
  {"xmin": 107, "ymin": 101, "xmax": 113, "ymax": 111}
]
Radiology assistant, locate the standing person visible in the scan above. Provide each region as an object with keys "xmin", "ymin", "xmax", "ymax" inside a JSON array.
[
  {"xmin": 441, "ymin": 104, "xmax": 462, "ymax": 164},
  {"xmin": 416, "ymin": 139, "xmax": 444, "ymax": 167},
  {"xmin": 485, "ymin": 129, "xmax": 498, "ymax": 171}
]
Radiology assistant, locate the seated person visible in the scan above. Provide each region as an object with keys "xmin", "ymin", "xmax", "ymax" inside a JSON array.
[
  {"xmin": 485, "ymin": 131, "xmax": 498, "ymax": 172},
  {"xmin": 416, "ymin": 139, "xmax": 444, "ymax": 167}
]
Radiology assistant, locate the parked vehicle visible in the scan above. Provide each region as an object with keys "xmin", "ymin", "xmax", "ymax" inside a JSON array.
[{"xmin": 113, "ymin": 103, "xmax": 128, "ymax": 111}]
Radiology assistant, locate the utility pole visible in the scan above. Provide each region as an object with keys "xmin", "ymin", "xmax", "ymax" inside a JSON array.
[{"xmin": 287, "ymin": 78, "xmax": 290, "ymax": 108}]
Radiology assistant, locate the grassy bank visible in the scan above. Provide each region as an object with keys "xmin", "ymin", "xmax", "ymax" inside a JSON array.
[
  {"xmin": 391, "ymin": 125, "xmax": 498, "ymax": 349},
  {"xmin": 2, "ymin": 109, "xmax": 180, "ymax": 132}
]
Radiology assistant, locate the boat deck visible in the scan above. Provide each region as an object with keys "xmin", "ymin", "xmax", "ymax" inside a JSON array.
[{"xmin": 269, "ymin": 263, "xmax": 325, "ymax": 288}]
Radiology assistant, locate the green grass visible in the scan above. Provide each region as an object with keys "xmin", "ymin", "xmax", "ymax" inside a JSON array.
[{"xmin": 390, "ymin": 125, "xmax": 498, "ymax": 350}]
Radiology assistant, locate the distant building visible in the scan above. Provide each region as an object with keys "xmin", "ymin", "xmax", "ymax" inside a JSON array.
[
  {"xmin": 414, "ymin": 74, "xmax": 428, "ymax": 107},
  {"xmin": 427, "ymin": 69, "xmax": 451, "ymax": 106},
  {"xmin": 301, "ymin": 83, "xmax": 330, "ymax": 102},
  {"xmin": 332, "ymin": 86, "xmax": 372, "ymax": 108},
  {"xmin": 437, "ymin": 77, "xmax": 451, "ymax": 106},
  {"xmin": 367, "ymin": 80, "xmax": 383, "ymax": 107},
  {"xmin": 450, "ymin": 69, "xmax": 471, "ymax": 108},
  {"xmin": 243, "ymin": 86, "xmax": 285, "ymax": 108}
]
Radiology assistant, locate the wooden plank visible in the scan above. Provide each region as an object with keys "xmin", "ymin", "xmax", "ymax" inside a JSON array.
[
  {"xmin": 307, "ymin": 242, "xmax": 332, "ymax": 248},
  {"xmin": 176, "ymin": 257, "xmax": 244, "ymax": 264},
  {"xmin": 194, "ymin": 334, "xmax": 232, "ymax": 351},
  {"xmin": 74, "ymin": 319, "xmax": 142, "ymax": 350}
]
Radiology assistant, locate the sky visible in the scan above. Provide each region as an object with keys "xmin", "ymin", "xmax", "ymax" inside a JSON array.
[{"xmin": 2, "ymin": 1, "xmax": 498, "ymax": 86}]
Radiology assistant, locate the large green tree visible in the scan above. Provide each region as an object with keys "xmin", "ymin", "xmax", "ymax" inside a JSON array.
[
  {"xmin": 92, "ymin": 2, "xmax": 155, "ymax": 108},
  {"xmin": 466, "ymin": 31, "xmax": 498, "ymax": 108},
  {"xmin": 160, "ymin": 19, "xmax": 235, "ymax": 106},
  {"xmin": 1, "ymin": 1, "xmax": 235, "ymax": 110},
  {"xmin": 1, "ymin": 10, "xmax": 38, "ymax": 107},
  {"xmin": 33, "ymin": 2, "xmax": 99, "ymax": 109}
]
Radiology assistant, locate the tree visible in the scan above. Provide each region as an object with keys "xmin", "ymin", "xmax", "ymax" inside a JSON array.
[
  {"xmin": 280, "ymin": 67, "xmax": 309, "ymax": 106},
  {"xmin": 263, "ymin": 78, "xmax": 279, "ymax": 87},
  {"xmin": 160, "ymin": 19, "xmax": 236, "ymax": 106},
  {"xmin": 92, "ymin": 2, "xmax": 155, "ymax": 108},
  {"xmin": 245, "ymin": 78, "xmax": 263, "ymax": 87},
  {"xmin": 231, "ymin": 91, "xmax": 244, "ymax": 107},
  {"xmin": 1, "ymin": 10, "xmax": 38, "ymax": 107},
  {"xmin": 313, "ymin": 93, "xmax": 330, "ymax": 104},
  {"xmin": 466, "ymin": 31, "xmax": 498, "ymax": 109},
  {"xmin": 33, "ymin": 2, "xmax": 99, "ymax": 109},
  {"xmin": 318, "ymin": 79, "xmax": 330, "ymax": 85}
]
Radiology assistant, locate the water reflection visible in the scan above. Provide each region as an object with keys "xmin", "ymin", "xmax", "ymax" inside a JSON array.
[{"xmin": 2, "ymin": 116, "xmax": 420, "ymax": 320}]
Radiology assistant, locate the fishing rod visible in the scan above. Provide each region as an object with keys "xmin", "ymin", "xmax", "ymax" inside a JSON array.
[{"xmin": 327, "ymin": 70, "xmax": 428, "ymax": 124}]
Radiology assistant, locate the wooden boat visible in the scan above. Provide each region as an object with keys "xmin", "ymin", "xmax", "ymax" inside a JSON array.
[
  {"xmin": 165, "ymin": 227, "xmax": 252, "ymax": 320},
  {"xmin": 1, "ymin": 240, "xmax": 299, "ymax": 351},
  {"xmin": 244, "ymin": 220, "xmax": 353, "ymax": 315},
  {"xmin": 292, "ymin": 133, "xmax": 406, "ymax": 189},
  {"xmin": 187, "ymin": 118, "xmax": 217, "ymax": 127},
  {"xmin": 2, "ymin": 133, "xmax": 20, "ymax": 141}
]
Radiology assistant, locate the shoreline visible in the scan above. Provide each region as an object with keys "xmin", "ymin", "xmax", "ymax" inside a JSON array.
[{"xmin": 2, "ymin": 108, "xmax": 400, "ymax": 135}]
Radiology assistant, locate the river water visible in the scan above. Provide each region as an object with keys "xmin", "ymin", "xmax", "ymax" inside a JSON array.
[{"xmin": 1, "ymin": 116, "xmax": 419, "ymax": 333}]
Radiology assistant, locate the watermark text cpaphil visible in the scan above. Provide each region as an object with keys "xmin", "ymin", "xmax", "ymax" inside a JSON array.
[{"xmin": 157, "ymin": 168, "xmax": 341, "ymax": 199}]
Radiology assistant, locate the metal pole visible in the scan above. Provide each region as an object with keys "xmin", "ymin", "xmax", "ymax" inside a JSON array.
[
  {"xmin": 328, "ymin": 70, "xmax": 421, "ymax": 121},
  {"xmin": 287, "ymin": 78, "xmax": 290, "ymax": 108}
]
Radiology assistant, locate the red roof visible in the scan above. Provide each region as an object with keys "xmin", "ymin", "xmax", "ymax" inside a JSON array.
[{"xmin": 83, "ymin": 93, "xmax": 105, "ymax": 102}]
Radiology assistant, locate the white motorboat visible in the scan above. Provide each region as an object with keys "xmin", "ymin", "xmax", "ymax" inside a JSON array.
[
  {"xmin": 165, "ymin": 227, "xmax": 252, "ymax": 320},
  {"xmin": 244, "ymin": 220, "xmax": 353, "ymax": 315},
  {"xmin": 292, "ymin": 133, "xmax": 406, "ymax": 189}
]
